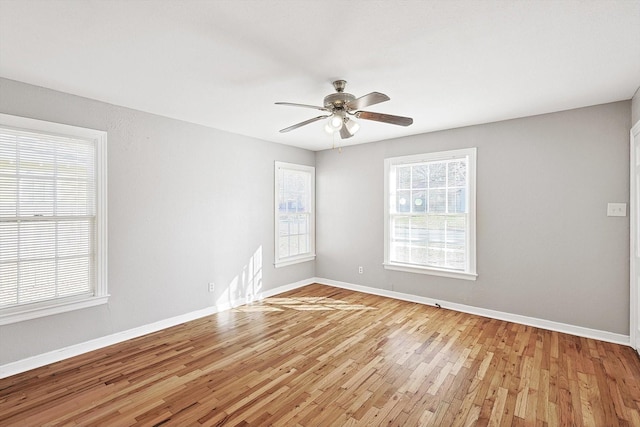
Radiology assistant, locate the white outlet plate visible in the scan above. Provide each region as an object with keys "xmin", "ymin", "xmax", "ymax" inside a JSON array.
[
  {"xmin": 208, "ymin": 283, "xmax": 215, "ymax": 292},
  {"xmin": 607, "ymin": 203, "xmax": 627, "ymax": 217},
  {"xmin": 358, "ymin": 266, "xmax": 363, "ymax": 274}
]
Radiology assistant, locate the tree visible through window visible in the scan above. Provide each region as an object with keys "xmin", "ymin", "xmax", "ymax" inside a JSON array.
[
  {"xmin": 274, "ymin": 162, "xmax": 315, "ymax": 268},
  {"xmin": 384, "ymin": 148, "xmax": 477, "ymax": 280}
]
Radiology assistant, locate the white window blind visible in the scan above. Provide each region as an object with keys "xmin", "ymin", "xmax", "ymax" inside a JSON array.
[
  {"xmin": 274, "ymin": 162, "xmax": 315, "ymax": 268},
  {"xmin": 0, "ymin": 114, "xmax": 107, "ymax": 324},
  {"xmin": 384, "ymin": 148, "xmax": 477, "ymax": 280}
]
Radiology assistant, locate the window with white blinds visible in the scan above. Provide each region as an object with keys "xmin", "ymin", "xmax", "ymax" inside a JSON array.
[
  {"xmin": 384, "ymin": 148, "xmax": 477, "ymax": 280},
  {"xmin": 274, "ymin": 162, "xmax": 315, "ymax": 268},
  {"xmin": 0, "ymin": 114, "xmax": 107, "ymax": 325}
]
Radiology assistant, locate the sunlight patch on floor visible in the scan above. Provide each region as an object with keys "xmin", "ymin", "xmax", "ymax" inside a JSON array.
[{"xmin": 232, "ymin": 296, "xmax": 377, "ymax": 312}]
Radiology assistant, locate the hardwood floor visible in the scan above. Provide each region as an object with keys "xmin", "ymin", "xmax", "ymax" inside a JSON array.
[{"xmin": 1, "ymin": 284, "xmax": 640, "ymax": 426}]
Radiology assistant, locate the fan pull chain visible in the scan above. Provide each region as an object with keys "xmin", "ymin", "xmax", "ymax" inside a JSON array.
[{"xmin": 331, "ymin": 130, "xmax": 342, "ymax": 153}]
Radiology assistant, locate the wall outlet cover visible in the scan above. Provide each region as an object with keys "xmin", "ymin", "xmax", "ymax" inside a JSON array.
[{"xmin": 607, "ymin": 203, "xmax": 627, "ymax": 217}]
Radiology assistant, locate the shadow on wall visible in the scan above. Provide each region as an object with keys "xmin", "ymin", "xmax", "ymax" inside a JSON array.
[{"xmin": 216, "ymin": 246, "xmax": 263, "ymax": 310}]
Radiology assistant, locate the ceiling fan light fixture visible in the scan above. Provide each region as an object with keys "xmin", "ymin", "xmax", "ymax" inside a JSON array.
[
  {"xmin": 329, "ymin": 115, "xmax": 343, "ymax": 129},
  {"xmin": 325, "ymin": 114, "xmax": 344, "ymax": 134},
  {"xmin": 324, "ymin": 122, "xmax": 335, "ymax": 134},
  {"xmin": 345, "ymin": 117, "xmax": 360, "ymax": 135}
]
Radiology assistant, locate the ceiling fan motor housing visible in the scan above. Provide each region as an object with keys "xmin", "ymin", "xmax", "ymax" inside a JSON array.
[
  {"xmin": 324, "ymin": 79, "xmax": 355, "ymax": 110},
  {"xmin": 324, "ymin": 92, "xmax": 356, "ymax": 110}
]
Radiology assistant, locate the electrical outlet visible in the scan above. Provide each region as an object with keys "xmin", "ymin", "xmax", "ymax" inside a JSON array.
[
  {"xmin": 358, "ymin": 266, "xmax": 363, "ymax": 274},
  {"xmin": 208, "ymin": 282, "xmax": 215, "ymax": 292},
  {"xmin": 607, "ymin": 203, "xmax": 627, "ymax": 217}
]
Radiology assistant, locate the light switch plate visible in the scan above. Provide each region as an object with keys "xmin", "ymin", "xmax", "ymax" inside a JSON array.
[{"xmin": 607, "ymin": 203, "xmax": 627, "ymax": 217}]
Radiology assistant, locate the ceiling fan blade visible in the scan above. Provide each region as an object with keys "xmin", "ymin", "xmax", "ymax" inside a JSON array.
[
  {"xmin": 355, "ymin": 111, "xmax": 413, "ymax": 127},
  {"xmin": 346, "ymin": 92, "xmax": 390, "ymax": 110},
  {"xmin": 279, "ymin": 115, "xmax": 330, "ymax": 133},
  {"xmin": 275, "ymin": 102, "xmax": 330, "ymax": 112},
  {"xmin": 339, "ymin": 123, "xmax": 354, "ymax": 139}
]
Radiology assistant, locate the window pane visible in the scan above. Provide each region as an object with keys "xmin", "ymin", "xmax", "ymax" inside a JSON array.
[
  {"xmin": 391, "ymin": 242, "xmax": 409, "ymax": 263},
  {"xmin": 447, "ymin": 250, "xmax": 466, "ymax": 271},
  {"xmin": 279, "ymin": 236, "xmax": 289, "ymax": 258},
  {"xmin": 281, "ymin": 169, "xmax": 310, "ymax": 214},
  {"xmin": 392, "ymin": 216, "xmax": 410, "ymax": 241},
  {"xmin": 428, "ymin": 163, "xmax": 446, "ymax": 188},
  {"xmin": 446, "ymin": 215, "xmax": 467, "ymax": 249},
  {"xmin": 0, "ymin": 176, "xmax": 17, "ymax": 217},
  {"xmin": 397, "ymin": 166, "xmax": 410, "ymax": 189},
  {"xmin": 289, "ymin": 235, "xmax": 299, "ymax": 256},
  {"xmin": 0, "ymin": 134, "xmax": 17, "ymax": 175},
  {"xmin": 428, "ymin": 189, "xmax": 446, "ymax": 213},
  {"xmin": 0, "ymin": 222, "xmax": 18, "ymax": 262},
  {"xmin": 0, "ymin": 264, "xmax": 18, "ymax": 307},
  {"xmin": 396, "ymin": 190, "xmax": 410, "ymax": 213},
  {"xmin": 18, "ymin": 138, "xmax": 55, "ymax": 177},
  {"xmin": 299, "ymin": 234, "xmax": 309, "ymax": 254},
  {"xmin": 412, "ymin": 191, "xmax": 426, "ymax": 213},
  {"xmin": 447, "ymin": 188, "xmax": 466, "ymax": 213},
  {"xmin": 448, "ymin": 160, "xmax": 466, "ymax": 187},
  {"xmin": 297, "ymin": 214, "xmax": 308, "ymax": 235},
  {"xmin": 410, "ymin": 246, "xmax": 427, "ymax": 265},
  {"xmin": 412, "ymin": 165, "xmax": 427, "ymax": 188},
  {"xmin": 279, "ymin": 215, "xmax": 290, "ymax": 236},
  {"xmin": 19, "ymin": 260, "xmax": 56, "ymax": 303},
  {"xmin": 19, "ymin": 178, "xmax": 55, "ymax": 216},
  {"xmin": 56, "ymin": 140, "xmax": 94, "ymax": 180},
  {"xmin": 20, "ymin": 221, "xmax": 56, "ymax": 260},
  {"xmin": 57, "ymin": 179, "xmax": 93, "ymax": 216},
  {"xmin": 427, "ymin": 248, "xmax": 445, "ymax": 266},
  {"xmin": 288, "ymin": 216, "xmax": 299, "ymax": 236},
  {"xmin": 411, "ymin": 216, "xmax": 427, "ymax": 245},
  {"xmin": 58, "ymin": 220, "xmax": 92, "ymax": 257},
  {"xmin": 297, "ymin": 194, "xmax": 307, "ymax": 213},
  {"xmin": 58, "ymin": 257, "xmax": 91, "ymax": 296},
  {"xmin": 427, "ymin": 215, "xmax": 446, "ymax": 245}
]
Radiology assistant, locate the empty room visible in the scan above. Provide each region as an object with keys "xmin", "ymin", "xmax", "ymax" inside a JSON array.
[{"xmin": 1, "ymin": 0, "xmax": 640, "ymax": 425}]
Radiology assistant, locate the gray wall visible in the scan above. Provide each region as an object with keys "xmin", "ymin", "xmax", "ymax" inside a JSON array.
[
  {"xmin": 0, "ymin": 78, "xmax": 315, "ymax": 365},
  {"xmin": 633, "ymin": 86, "xmax": 640, "ymax": 125},
  {"xmin": 316, "ymin": 101, "xmax": 631, "ymax": 335}
]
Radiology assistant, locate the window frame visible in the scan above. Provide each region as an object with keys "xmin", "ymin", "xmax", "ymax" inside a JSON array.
[
  {"xmin": 0, "ymin": 114, "xmax": 108, "ymax": 325},
  {"xmin": 383, "ymin": 147, "xmax": 477, "ymax": 281},
  {"xmin": 274, "ymin": 161, "xmax": 315, "ymax": 268}
]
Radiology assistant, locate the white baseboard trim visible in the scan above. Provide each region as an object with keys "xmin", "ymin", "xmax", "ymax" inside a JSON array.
[
  {"xmin": 0, "ymin": 278, "xmax": 315, "ymax": 379},
  {"xmin": 315, "ymin": 278, "xmax": 631, "ymax": 347}
]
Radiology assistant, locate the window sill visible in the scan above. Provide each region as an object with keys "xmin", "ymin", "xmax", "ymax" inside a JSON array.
[
  {"xmin": 384, "ymin": 263, "xmax": 477, "ymax": 281},
  {"xmin": 0, "ymin": 294, "xmax": 109, "ymax": 325},
  {"xmin": 275, "ymin": 254, "xmax": 316, "ymax": 268}
]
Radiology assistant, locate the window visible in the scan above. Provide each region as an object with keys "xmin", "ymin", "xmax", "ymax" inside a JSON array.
[
  {"xmin": 274, "ymin": 162, "xmax": 315, "ymax": 267},
  {"xmin": 0, "ymin": 114, "xmax": 107, "ymax": 325},
  {"xmin": 384, "ymin": 148, "xmax": 477, "ymax": 280}
]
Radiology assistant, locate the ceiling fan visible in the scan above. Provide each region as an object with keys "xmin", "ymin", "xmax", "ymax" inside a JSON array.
[{"xmin": 275, "ymin": 80, "xmax": 413, "ymax": 139}]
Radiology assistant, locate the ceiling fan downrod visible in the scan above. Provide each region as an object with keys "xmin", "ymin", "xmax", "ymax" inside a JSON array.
[{"xmin": 332, "ymin": 79, "xmax": 347, "ymax": 93}]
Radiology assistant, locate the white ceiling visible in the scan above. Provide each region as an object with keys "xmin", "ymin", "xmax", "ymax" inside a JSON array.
[{"xmin": 1, "ymin": 0, "xmax": 639, "ymax": 151}]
